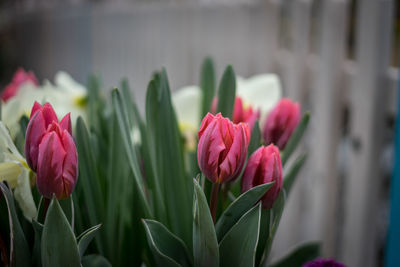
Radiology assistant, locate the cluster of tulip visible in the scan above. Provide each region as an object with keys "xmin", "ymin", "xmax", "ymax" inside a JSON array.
[
  {"xmin": 200, "ymin": 97, "xmax": 299, "ymax": 215},
  {"xmin": 0, "ymin": 60, "xmax": 346, "ymax": 267}
]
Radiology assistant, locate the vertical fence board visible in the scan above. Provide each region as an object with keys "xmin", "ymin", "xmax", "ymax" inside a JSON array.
[
  {"xmin": 307, "ymin": 0, "xmax": 348, "ymax": 258},
  {"xmin": 342, "ymin": 1, "xmax": 394, "ymax": 267},
  {"xmin": 284, "ymin": 0, "xmax": 311, "ymax": 101},
  {"xmin": 271, "ymin": 0, "xmax": 312, "ymax": 261}
]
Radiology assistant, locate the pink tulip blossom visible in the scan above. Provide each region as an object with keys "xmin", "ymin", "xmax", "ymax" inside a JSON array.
[
  {"xmin": 211, "ymin": 97, "xmax": 260, "ymax": 129},
  {"xmin": 241, "ymin": 144, "xmax": 282, "ymax": 209},
  {"xmin": 25, "ymin": 102, "xmax": 77, "ymax": 199},
  {"xmin": 1, "ymin": 68, "xmax": 38, "ymax": 102},
  {"xmin": 198, "ymin": 113, "xmax": 250, "ymax": 183},
  {"xmin": 263, "ymin": 98, "xmax": 300, "ymax": 149}
]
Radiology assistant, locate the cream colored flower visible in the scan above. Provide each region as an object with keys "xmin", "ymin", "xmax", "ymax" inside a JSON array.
[
  {"xmin": 172, "ymin": 73, "xmax": 282, "ymax": 138},
  {"xmin": 0, "ymin": 122, "xmax": 36, "ymax": 220},
  {"xmin": 2, "ymin": 71, "xmax": 87, "ymax": 138}
]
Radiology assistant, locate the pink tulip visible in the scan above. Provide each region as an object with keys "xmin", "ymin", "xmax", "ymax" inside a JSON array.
[
  {"xmin": 36, "ymin": 121, "xmax": 78, "ymax": 199},
  {"xmin": 25, "ymin": 102, "xmax": 77, "ymax": 199},
  {"xmin": 263, "ymin": 98, "xmax": 300, "ymax": 149},
  {"xmin": 197, "ymin": 113, "xmax": 250, "ymax": 183},
  {"xmin": 241, "ymin": 144, "xmax": 282, "ymax": 209},
  {"xmin": 211, "ymin": 97, "xmax": 260, "ymax": 129},
  {"xmin": 1, "ymin": 68, "xmax": 39, "ymax": 102}
]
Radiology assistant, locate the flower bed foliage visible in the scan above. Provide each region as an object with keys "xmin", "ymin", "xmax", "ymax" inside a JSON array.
[{"xmin": 0, "ymin": 58, "xmax": 345, "ymax": 267}]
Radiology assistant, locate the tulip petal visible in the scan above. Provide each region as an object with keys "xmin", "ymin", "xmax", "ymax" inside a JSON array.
[
  {"xmin": 60, "ymin": 130, "xmax": 78, "ymax": 198},
  {"xmin": 219, "ymin": 123, "xmax": 249, "ymax": 182},
  {"xmin": 241, "ymin": 147, "xmax": 263, "ymax": 192},
  {"xmin": 30, "ymin": 101, "xmax": 43, "ymax": 119},
  {"xmin": 37, "ymin": 132, "xmax": 66, "ymax": 199},
  {"xmin": 42, "ymin": 102, "xmax": 59, "ymax": 126},
  {"xmin": 197, "ymin": 119, "xmax": 225, "ymax": 182},
  {"xmin": 25, "ymin": 111, "xmax": 46, "ymax": 171},
  {"xmin": 60, "ymin": 113, "xmax": 72, "ymax": 135}
]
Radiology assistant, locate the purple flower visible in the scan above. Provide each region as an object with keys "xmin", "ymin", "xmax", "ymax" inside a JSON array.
[{"xmin": 302, "ymin": 258, "xmax": 346, "ymax": 267}]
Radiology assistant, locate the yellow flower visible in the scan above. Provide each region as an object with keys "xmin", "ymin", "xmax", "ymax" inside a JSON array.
[{"xmin": 0, "ymin": 122, "xmax": 36, "ymax": 220}]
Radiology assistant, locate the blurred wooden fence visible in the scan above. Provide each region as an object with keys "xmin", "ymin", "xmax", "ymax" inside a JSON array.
[{"xmin": 2, "ymin": 0, "xmax": 398, "ymax": 266}]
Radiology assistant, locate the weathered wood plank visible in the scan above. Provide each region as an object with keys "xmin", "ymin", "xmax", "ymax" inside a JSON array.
[{"xmin": 341, "ymin": 1, "xmax": 394, "ymax": 267}]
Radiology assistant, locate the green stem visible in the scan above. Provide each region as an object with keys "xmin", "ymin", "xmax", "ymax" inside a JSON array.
[
  {"xmin": 210, "ymin": 183, "xmax": 220, "ymax": 224},
  {"xmin": 42, "ymin": 197, "xmax": 51, "ymax": 222}
]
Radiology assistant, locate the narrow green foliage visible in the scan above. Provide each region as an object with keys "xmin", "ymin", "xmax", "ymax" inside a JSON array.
[
  {"xmin": 75, "ymin": 117, "xmax": 105, "ymax": 253},
  {"xmin": 248, "ymin": 121, "xmax": 262, "ymax": 156},
  {"xmin": 87, "ymin": 74, "xmax": 104, "ymax": 132},
  {"xmin": 216, "ymin": 182, "xmax": 274, "ymax": 242},
  {"xmin": 200, "ymin": 57, "xmax": 216, "ymax": 118},
  {"xmin": 143, "ymin": 219, "xmax": 192, "ymax": 267},
  {"xmin": 0, "ymin": 182, "xmax": 31, "ymax": 267},
  {"xmin": 111, "ymin": 89, "xmax": 151, "ymax": 217},
  {"xmin": 32, "ymin": 220, "xmax": 43, "ymax": 267},
  {"xmin": 260, "ymin": 191, "xmax": 286, "ymax": 264},
  {"xmin": 77, "ymin": 224, "xmax": 102, "ymax": 258},
  {"xmin": 284, "ymin": 154, "xmax": 307, "ymax": 194},
  {"xmin": 255, "ymin": 209, "xmax": 271, "ymax": 266},
  {"xmin": 41, "ymin": 198, "xmax": 80, "ymax": 267},
  {"xmin": 219, "ymin": 204, "xmax": 262, "ymax": 267},
  {"xmin": 269, "ymin": 242, "xmax": 321, "ymax": 267},
  {"xmin": 281, "ymin": 112, "xmax": 310, "ymax": 165},
  {"xmin": 145, "ymin": 70, "xmax": 192, "ymax": 247},
  {"xmin": 217, "ymin": 65, "xmax": 236, "ymax": 119},
  {"xmin": 81, "ymin": 254, "xmax": 112, "ymax": 267},
  {"xmin": 193, "ymin": 179, "xmax": 219, "ymax": 267}
]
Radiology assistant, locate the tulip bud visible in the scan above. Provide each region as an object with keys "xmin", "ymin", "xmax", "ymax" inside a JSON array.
[
  {"xmin": 1, "ymin": 68, "xmax": 39, "ymax": 102},
  {"xmin": 211, "ymin": 97, "xmax": 260, "ymax": 129},
  {"xmin": 198, "ymin": 113, "xmax": 250, "ymax": 183},
  {"xmin": 263, "ymin": 98, "xmax": 300, "ymax": 149},
  {"xmin": 25, "ymin": 102, "xmax": 59, "ymax": 172},
  {"xmin": 241, "ymin": 144, "xmax": 282, "ymax": 209},
  {"xmin": 36, "ymin": 122, "xmax": 78, "ymax": 199},
  {"xmin": 25, "ymin": 102, "xmax": 77, "ymax": 199}
]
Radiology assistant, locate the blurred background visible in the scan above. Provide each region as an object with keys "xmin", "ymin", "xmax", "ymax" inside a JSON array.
[{"xmin": 0, "ymin": 0, "xmax": 398, "ymax": 266}]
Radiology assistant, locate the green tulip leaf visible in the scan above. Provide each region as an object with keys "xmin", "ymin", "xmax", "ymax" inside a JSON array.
[
  {"xmin": 200, "ymin": 57, "xmax": 216, "ymax": 118},
  {"xmin": 193, "ymin": 179, "xmax": 219, "ymax": 267},
  {"xmin": 259, "ymin": 190, "xmax": 286, "ymax": 264},
  {"xmin": 143, "ymin": 219, "xmax": 192, "ymax": 267},
  {"xmin": 0, "ymin": 182, "xmax": 31, "ymax": 267},
  {"xmin": 32, "ymin": 220, "xmax": 43, "ymax": 267},
  {"xmin": 219, "ymin": 203, "xmax": 262, "ymax": 267},
  {"xmin": 281, "ymin": 112, "xmax": 310, "ymax": 165},
  {"xmin": 255, "ymin": 209, "xmax": 271, "ymax": 266},
  {"xmin": 76, "ymin": 117, "xmax": 105, "ymax": 253},
  {"xmin": 145, "ymin": 70, "xmax": 192, "ymax": 246},
  {"xmin": 217, "ymin": 65, "xmax": 236, "ymax": 119},
  {"xmin": 81, "ymin": 254, "xmax": 112, "ymax": 267},
  {"xmin": 77, "ymin": 224, "xmax": 102, "ymax": 258},
  {"xmin": 216, "ymin": 182, "xmax": 274, "ymax": 242},
  {"xmin": 41, "ymin": 197, "xmax": 81, "ymax": 267},
  {"xmin": 269, "ymin": 242, "xmax": 321, "ymax": 267},
  {"xmin": 256, "ymin": 155, "xmax": 307, "ymax": 265},
  {"xmin": 248, "ymin": 121, "xmax": 262, "ymax": 156},
  {"xmin": 112, "ymin": 89, "xmax": 151, "ymax": 217},
  {"xmin": 59, "ymin": 197, "xmax": 74, "ymax": 230},
  {"xmin": 284, "ymin": 154, "xmax": 307, "ymax": 194}
]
